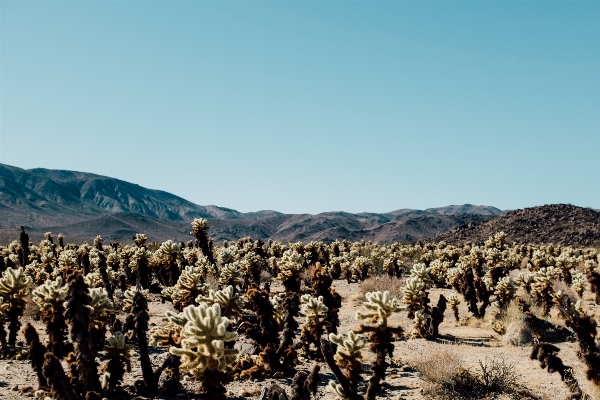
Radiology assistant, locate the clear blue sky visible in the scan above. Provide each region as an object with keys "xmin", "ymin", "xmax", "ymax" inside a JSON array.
[{"xmin": 1, "ymin": 1, "xmax": 599, "ymax": 214}]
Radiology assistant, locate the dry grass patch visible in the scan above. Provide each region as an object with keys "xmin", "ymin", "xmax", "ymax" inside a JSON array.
[
  {"xmin": 410, "ymin": 344, "xmax": 532, "ymax": 399},
  {"xmin": 359, "ymin": 275, "xmax": 404, "ymax": 299}
]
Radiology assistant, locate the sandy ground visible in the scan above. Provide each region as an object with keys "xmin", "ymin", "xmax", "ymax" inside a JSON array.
[{"xmin": 1, "ymin": 274, "xmax": 600, "ymax": 400}]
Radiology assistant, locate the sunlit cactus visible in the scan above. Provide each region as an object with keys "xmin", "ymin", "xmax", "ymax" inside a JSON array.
[
  {"xmin": 448, "ymin": 294, "xmax": 461, "ymax": 321},
  {"xmin": 571, "ymin": 272, "xmax": 587, "ymax": 297},
  {"xmin": 32, "ymin": 277, "xmax": 69, "ymax": 356},
  {"xmin": 356, "ymin": 290, "xmax": 403, "ymax": 326},
  {"xmin": 88, "ymin": 287, "xmax": 115, "ymax": 351},
  {"xmin": 196, "ymin": 285, "xmax": 243, "ymax": 322},
  {"xmin": 195, "ymin": 254, "xmax": 217, "ymax": 277},
  {"xmin": 353, "ymin": 256, "xmax": 371, "ymax": 281},
  {"xmin": 531, "ymin": 266, "xmax": 561, "ymax": 314},
  {"xmin": 190, "ymin": 218, "xmax": 210, "ymax": 236},
  {"xmin": 269, "ymin": 294, "xmax": 286, "ymax": 328},
  {"xmin": 190, "ymin": 219, "xmax": 215, "ymax": 265},
  {"xmin": 162, "ymin": 265, "xmax": 209, "ymax": 310},
  {"xmin": 218, "ymin": 262, "xmax": 241, "ymax": 287},
  {"xmin": 413, "ymin": 310, "xmax": 431, "ymax": 337},
  {"xmin": 300, "ymin": 294, "xmax": 329, "ymax": 359},
  {"xmin": 301, "ymin": 294, "xmax": 329, "ymax": 322},
  {"xmin": 278, "ymin": 250, "xmax": 304, "ymax": 280},
  {"xmin": 516, "ymin": 272, "xmax": 534, "ymax": 293},
  {"xmin": 402, "ymin": 277, "xmax": 427, "ymax": 319},
  {"xmin": 133, "ymin": 233, "xmax": 148, "ymax": 247},
  {"xmin": 493, "ymin": 277, "xmax": 517, "ymax": 310},
  {"xmin": 216, "ymin": 246, "xmax": 238, "ymax": 265},
  {"xmin": 170, "ymin": 302, "xmax": 238, "ymax": 400},
  {"xmin": 446, "ymin": 262, "xmax": 468, "ymax": 289},
  {"xmin": 409, "ymin": 263, "xmax": 434, "ymax": 289},
  {"xmin": 0, "ymin": 267, "xmax": 32, "ymax": 348},
  {"xmin": 329, "ymin": 330, "xmax": 366, "ymax": 393}
]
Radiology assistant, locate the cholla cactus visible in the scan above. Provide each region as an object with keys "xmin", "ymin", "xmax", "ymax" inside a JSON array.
[
  {"xmin": 531, "ymin": 266, "xmax": 561, "ymax": 315},
  {"xmin": 88, "ymin": 287, "xmax": 114, "ymax": 350},
  {"xmin": 216, "ymin": 247, "xmax": 237, "ymax": 265},
  {"xmin": 133, "ymin": 233, "xmax": 148, "ymax": 247},
  {"xmin": 190, "ymin": 219, "xmax": 215, "ymax": 265},
  {"xmin": 0, "ymin": 267, "xmax": 32, "ymax": 348},
  {"xmin": 278, "ymin": 250, "xmax": 304, "ymax": 280},
  {"xmin": 57, "ymin": 250, "xmax": 78, "ymax": 278},
  {"xmin": 329, "ymin": 330, "xmax": 366, "ymax": 394},
  {"xmin": 195, "ymin": 254, "xmax": 217, "ymax": 277},
  {"xmin": 100, "ymin": 331, "xmax": 133, "ymax": 394},
  {"xmin": 169, "ymin": 303, "xmax": 237, "ymax": 400},
  {"xmin": 353, "ymin": 256, "xmax": 371, "ymax": 281},
  {"xmin": 301, "ymin": 294, "xmax": 329, "ymax": 322},
  {"xmin": 190, "ymin": 218, "xmax": 209, "ymax": 236},
  {"xmin": 448, "ymin": 294, "xmax": 461, "ymax": 322},
  {"xmin": 413, "ymin": 310, "xmax": 431, "ymax": 337},
  {"xmin": 410, "ymin": 263, "xmax": 434, "ymax": 289},
  {"xmin": 327, "ymin": 381, "xmax": 347, "ymax": 400},
  {"xmin": 122, "ymin": 286, "xmax": 149, "ymax": 312},
  {"xmin": 32, "ymin": 277, "xmax": 68, "ymax": 357},
  {"xmin": 516, "ymin": 272, "xmax": 534, "ymax": 293},
  {"xmin": 353, "ymin": 290, "xmax": 404, "ymax": 399},
  {"xmin": 446, "ymin": 262, "xmax": 468, "ymax": 289},
  {"xmin": 300, "ymin": 295, "xmax": 329, "ymax": 359},
  {"xmin": 427, "ymin": 259, "xmax": 451, "ymax": 286},
  {"xmin": 218, "ymin": 262, "xmax": 241, "ymax": 287},
  {"xmin": 269, "ymin": 294, "xmax": 286, "ymax": 328},
  {"xmin": 571, "ymin": 272, "xmax": 587, "ymax": 297},
  {"xmin": 493, "ymin": 277, "xmax": 517, "ymax": 310},
  {"xmin": 402, "ymin": 277, "xmax": 427, "ymax": 319},
  {"xmin": 356, "ymin": 290, "xmax": 403, "ymax": 326},
  {"xmin": 196, "ymin": 286, "xmax": 243, "ymax": 322},
  {"xmin": 162, "ymin": 265, "xmax": 209, "ymax": 310}
]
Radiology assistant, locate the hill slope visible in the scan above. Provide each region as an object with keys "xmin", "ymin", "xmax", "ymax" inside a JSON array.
[
  {"xmin": 436, "ymin": 204, "xmax": 600, "ymax": 247},
  {"xmin": 0, "ymin": 164, "xmax": 502, "ymax": 243}
]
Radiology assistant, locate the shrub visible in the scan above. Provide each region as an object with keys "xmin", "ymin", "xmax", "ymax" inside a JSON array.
[{"xmin": 413, "ymin": 349, "xmax": 520, "ymax": 400}]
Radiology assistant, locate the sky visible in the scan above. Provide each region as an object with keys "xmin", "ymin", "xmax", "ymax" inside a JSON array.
[{"xmin": 0, "ymin": 0, "xmax": 599, "ymax": 214}]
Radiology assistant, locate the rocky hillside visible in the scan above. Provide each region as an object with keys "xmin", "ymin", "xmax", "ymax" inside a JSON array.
[
  {"xmin": 0, "ymin": 163, "xmax": 503, "ymax": 243},
  {"xmin": 436, "ymin": 204, "xmax": 600, "ymax": 247}
]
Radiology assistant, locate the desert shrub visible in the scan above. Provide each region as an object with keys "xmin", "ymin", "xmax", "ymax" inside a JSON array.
[
  {"xmin": 411, "ymin": 347, "xmax": 463, "ymax": 386},
  {"xmin": 414, "ymin": 351, "xmax": 520, "ymax": 400},
  {"xmin": 359, "ymin": 275, "xmax": 403, "ymax": 300}
]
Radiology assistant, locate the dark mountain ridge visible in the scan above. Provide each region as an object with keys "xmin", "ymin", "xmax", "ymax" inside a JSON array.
[{"xmin": 436, "ymin": 204, "xmax": 600, "ymax": 247}]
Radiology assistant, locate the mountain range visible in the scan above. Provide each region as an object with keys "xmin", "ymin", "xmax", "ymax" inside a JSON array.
[{"xmin": 0, "ymin": 164, "xmax": 504, "ymax": 244}]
